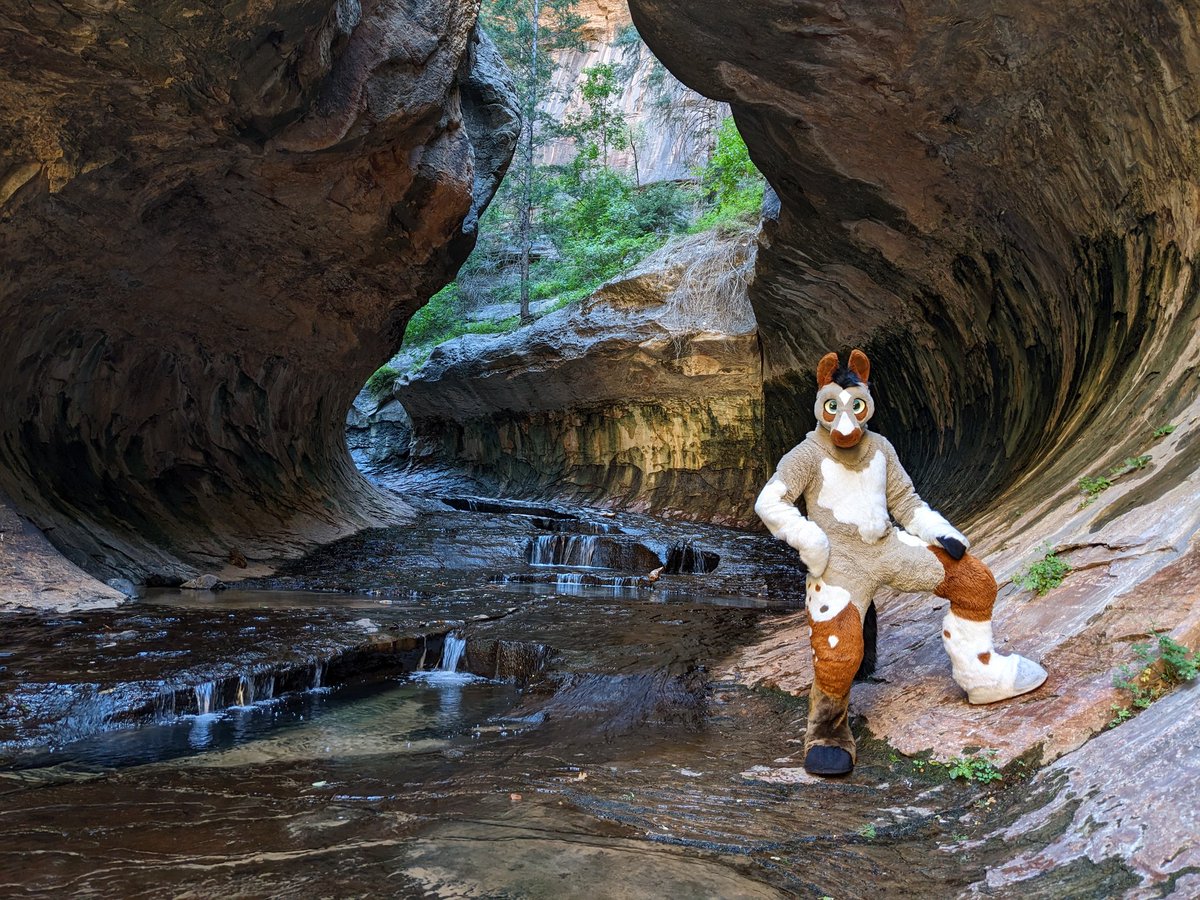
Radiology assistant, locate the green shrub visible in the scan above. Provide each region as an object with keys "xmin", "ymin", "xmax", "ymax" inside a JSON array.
[
  {"xmin": 947, "ymin": 750, "xmax": 1003, "ymax": 784},
  {"xmin": 691, "ymin": 117, "xmax": 765, "ymax": 231},
  {"xmin": 1152, "ymin": 424, "xmax": 1176, "ymax": 438},
  {"xmin": 365, "ymin": 365, "xmax": 399, "ymax": 399},
  {"xmin": 1015, "ymin": 544, "xmax": 1071, "ymax": 595},
  {"xmin": 1110, "ymin": 631, "xmax": 1200, "ymax": 727}
]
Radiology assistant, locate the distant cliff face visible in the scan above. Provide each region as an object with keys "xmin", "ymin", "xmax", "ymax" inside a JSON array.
[
  {"xmin": 537, "ymin": 0, "xmax": 726, "ymax": 183},
  {"xmin": 0, "ymin": 1, "xmax": 518, "ymax": 592}
]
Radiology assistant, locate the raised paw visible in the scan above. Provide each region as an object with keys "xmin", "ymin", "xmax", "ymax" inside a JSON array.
[
  {"xmin": 937, "ymin": 535, "xmax": 966, "ymax": 560},
  {"xmin": 803, "ymin": 745, "xmax": 854, "ymax": 777}
]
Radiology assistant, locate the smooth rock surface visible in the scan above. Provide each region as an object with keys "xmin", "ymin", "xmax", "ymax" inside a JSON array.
[
  {"xmin": 965, "ymin": 678, "xmax": 1200, "ymax": 895},
  {"xmin": 0, "ymin": 1, "xmax": 519, "ymax": 596},
  {"xmin": 397, "ymin": 229, "xmax": 767, "ymax": 524}
]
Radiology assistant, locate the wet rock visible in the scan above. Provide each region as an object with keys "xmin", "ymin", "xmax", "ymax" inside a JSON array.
[
  {"xmin": 105, "ymin": 578, "xmax": 142, "ymax": 600},
  {"xmin": 967, "ymin": 679, "xmax": 1200, "ymax": 895},
  {"xmin": 180, "ymin": 575, "xmax": 225, "ymax": 591},
  {"xmin": 0, "ymin": 3, "xmax": 519, "ymax": 593},
  {"xmin": 398, "ymin": 230, "xmax": 767, "ymax": 525}
]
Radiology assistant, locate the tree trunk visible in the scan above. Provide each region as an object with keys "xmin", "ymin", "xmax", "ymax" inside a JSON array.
[{"xmin": 519, "ymin": 0, "xmax": 540, "ymax": 325}]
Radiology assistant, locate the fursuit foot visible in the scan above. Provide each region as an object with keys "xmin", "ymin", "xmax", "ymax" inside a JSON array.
[{"xmin": 803, "ymin": 745, "xmax": 854, "ymax": 777}]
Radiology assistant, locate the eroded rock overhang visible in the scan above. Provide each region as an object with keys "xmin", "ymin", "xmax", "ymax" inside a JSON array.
[
  {"xmin": 628, "ymin": 0, "xmax": 1200, "ymax": 518},
  {"xmin": 0, "ymin": 0, "xmax": 519, "ymax": 586}
]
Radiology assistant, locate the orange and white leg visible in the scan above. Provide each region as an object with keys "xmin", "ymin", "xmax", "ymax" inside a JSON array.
[
  {"xmin": 804, "ymin": 578, "xmax": 864, "ymax": 775},
  {"xmin": 931, "ymin": 547, "xmax": 1047, "ymax": 704}
]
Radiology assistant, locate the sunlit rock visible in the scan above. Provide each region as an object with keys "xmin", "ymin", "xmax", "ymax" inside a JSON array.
[{"xmin": 397, "ymin": 229, "xmax": 766, "ymax": 525}]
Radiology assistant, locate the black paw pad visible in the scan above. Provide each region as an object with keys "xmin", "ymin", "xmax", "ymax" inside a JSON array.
[
  {"xmin": 804, "ymin": 745, "xmax": 854, "ymax": 776},
  {"xmin": 938, "ymin": 535, "xmax": 966, "ymax": 560}
]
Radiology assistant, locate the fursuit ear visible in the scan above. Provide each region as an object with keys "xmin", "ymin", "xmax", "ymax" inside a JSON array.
[
  {"xmin": 816, "ymin": 352, "xmax": 839, "ymax": 388},
  {"xmin": 848, "ymin": 348, "xmax": 870, "ymax": 384}
]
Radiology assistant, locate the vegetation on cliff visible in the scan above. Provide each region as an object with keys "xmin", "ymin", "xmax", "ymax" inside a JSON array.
[{"xmin": 387, "ymin": 8, "xmax": 765, "ymax": 378}]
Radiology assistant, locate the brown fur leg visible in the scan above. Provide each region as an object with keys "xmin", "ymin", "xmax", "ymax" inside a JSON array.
[
  {"xmin": 931, "ymin": 547, "xmax": 997, "ymax": 623},
  {"xmin": 805, "ymin": 682, "xmax": 855, "ymax": 760},
  {"xmin": 804, "ymin": 602, "xmax": 863, "ymax": 773}
]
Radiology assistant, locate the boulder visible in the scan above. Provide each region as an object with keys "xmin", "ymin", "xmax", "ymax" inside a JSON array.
[{"xmin": 397, "ymin": 229, "xmax": 767, "ymax": 525}]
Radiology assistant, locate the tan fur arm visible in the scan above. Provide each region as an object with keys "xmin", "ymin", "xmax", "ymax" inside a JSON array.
[{"xmin": 755, "ymin": 470, "xmax": 830, "ymax": 577}]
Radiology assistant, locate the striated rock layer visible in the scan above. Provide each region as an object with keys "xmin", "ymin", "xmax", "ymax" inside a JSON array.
[
  {"xmin": 0, "ymin": 0, "xmax": 519, "ymax": 593},
  {"xmin": 628, "ymin": 0, "xmax": 1200, "ymax": 882},
  {"xmin": 396, "ymin": 229, "xmax": 766, "ymax": 525}
]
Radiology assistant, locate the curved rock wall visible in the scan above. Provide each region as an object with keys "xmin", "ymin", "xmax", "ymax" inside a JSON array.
[
  {"xmin": 628, "ymin": 0, "xmax": 1200, "ymax": 517},
  {"xmin": 628, "ymin": 0, "xmax": 1200, "ymax": 816},
  {"xmin": 0, "ymin": 1, "xmax": 518, "ymax": 587}
]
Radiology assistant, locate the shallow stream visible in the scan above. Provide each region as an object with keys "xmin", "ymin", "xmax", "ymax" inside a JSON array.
[{"xmin": 0, "ymin": 493, "xmax": 1081, "ymax": 897}]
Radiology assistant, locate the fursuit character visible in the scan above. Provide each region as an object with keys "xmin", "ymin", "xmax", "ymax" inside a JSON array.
[{"xmin": 755, "ymin": 349, "xmax": 1047, "ymax": 776}]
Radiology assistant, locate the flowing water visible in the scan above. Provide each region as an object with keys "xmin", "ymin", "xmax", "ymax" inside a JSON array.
[{"xmin": 0, "ymin": 494, "xmax": 1066, "ymax": 897}]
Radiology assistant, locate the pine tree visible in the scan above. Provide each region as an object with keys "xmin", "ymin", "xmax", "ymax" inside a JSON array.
[{"xmin": 482, "ymin": 0, "xmax": 585, "ymax": 323}]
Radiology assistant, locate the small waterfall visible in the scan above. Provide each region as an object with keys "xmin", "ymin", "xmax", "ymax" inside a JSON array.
[
  {"xmin": 153, "ymin": 690, "xmax": 176, "ymax": 721},
  {"xmin": 235, "ymin": 675, "xmax": 254, "ymax": 706},
  {"xmin": 310, "ymin": 660, "xmax": 325, "ymax": 690},
  {"xmin": 438, "ymin": 632, "xmax": 467, "ymax": 673},
  {"xmin": 194, "ymin": 682, "xmax": 216, "ymax": 715},
  {"xmin": 528, "ymin": 534, "xmax": 603, "ymax": 567}
]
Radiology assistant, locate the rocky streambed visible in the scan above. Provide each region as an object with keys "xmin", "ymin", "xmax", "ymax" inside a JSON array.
[{"xmin": 2, "ymin": 491, "xmax": 1188, "ymax": 897}]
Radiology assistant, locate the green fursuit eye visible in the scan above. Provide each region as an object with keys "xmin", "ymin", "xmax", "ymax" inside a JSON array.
[
  {"xmin": 852, "ymin": 398, "xmax": 866, "ymax": 414},
  {"xmin": 823, "ymin": 399, "xmax": 838, "ymax": 415}
]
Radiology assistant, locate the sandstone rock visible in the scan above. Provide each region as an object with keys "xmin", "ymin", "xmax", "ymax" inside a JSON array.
[
  {"xmin": 0, "ymin": 2, "xmax": 519, "ymax": 593},
  {"xmin": 537, "ymin": 0, "xmax": 728, "ymax": 183},
  {"xmin": 629, "ymin": 0, "xmax": 1200, "ymax": 517},
  {"xmin": 397, "ymin": 229, "xmax": 767, "ymax": 525},
  {"xmin": 965, "ymin": 679, "xmax": 1200, "ymax": 895},
  {"xmin": 0, "ymin": 490, "xmax": 123, "ymax": 611},
  {"xmin": 180, "ymin": 574, "xmax": 225, "ymax": 591},
  {"xmin": 626, "ymin": 5, "xmax": 1200, "ymax": 880},
  {"xmin": 346, "ymin": 395, "xmax": 414, "ymax": 473}
]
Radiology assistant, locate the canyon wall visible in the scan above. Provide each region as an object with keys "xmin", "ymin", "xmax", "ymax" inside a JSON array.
[
  {"xmin": 537, "ymin": 0, "xmax": 726, "ymax": 183},
  {"xmin": 397, "ymin": 229, "xmax": 766, "ymax": 524},
  {"xmin": 627, "ymin": 0, "xmax": 1200, "ymax": 520},
  {"xmin": 625, "ymin": 6, "xmax": 1200, "ymax": 883},
  {"xmin": 0, "ymin": 0, "xmax": 519, "ymax": 593}
]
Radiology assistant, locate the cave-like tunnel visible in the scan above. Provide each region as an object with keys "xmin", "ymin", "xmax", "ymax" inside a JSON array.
[
  {"xmin": 3, "ymin": 0, "xmax": 1200, "ymax": 598},
  {"xmin": 629, "ymin": 0, "xmax": 1200, "ymax": 522}
]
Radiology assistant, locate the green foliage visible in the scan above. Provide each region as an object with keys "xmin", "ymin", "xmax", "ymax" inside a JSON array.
[
  {"xmin": 365, "ymin": 365, "xmax": 399, "ymax": 400},
  {"xmin": 1078, "ymin": 474, "xmax": 1112, "ymax": 504},
  {"xmin": 947, "ymin": 750, "xmax": 1003, "ymax": 784},
  {"xmin": 1015, "ymin": 544, "xmax": 1071, "ymax": 595},
  {"xmin": 1109, "ymin": 631, "xmax": 1200, "ymax": 727},
  {"xmin": 1080, "ymin": 453, "xmax": 1155, "ymax": 506},
  {"xmin": 1112, "ymin": 454, "xmax": 1152, "ymax": 475},
  {"xmin": 560, "ymin": 63, "xmax": 627, "ymax": 170},
  {"xmin": 1152, "ymin": 423, "xmax": 1177, "ymax": 438},
  {"xmin": 856, "ymin": 823, "xmax": 878, "ymax": 840},
  {"xmin": 692, "ymin": 117, "xmax": 765, "ymax": 230},
  {"xmin": 402, "ymin": 283, "xmax": 521, "ymax": 353}
]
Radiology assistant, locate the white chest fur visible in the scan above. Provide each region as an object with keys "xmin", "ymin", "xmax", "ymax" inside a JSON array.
[{"xmin": 816, "ymin": 450, "xmax": 889, "ymax": 543}]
